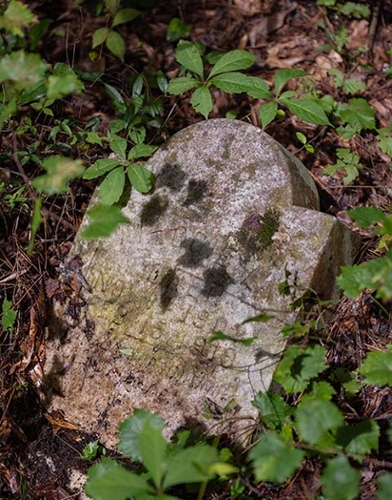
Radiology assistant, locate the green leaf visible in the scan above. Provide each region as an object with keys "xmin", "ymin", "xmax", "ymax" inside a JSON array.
[
  {"xmin": 83, "ymin": 159, "xmax": 122, "ymax": 180},
  {"xmin": 0, "ymin": 50, "xmax": 48, "ymax": 91},
  {"xmin": 86, "ymin": 132, "xmax": 103, "ymax": 146},
  {"xmin": 377, "ymin": 473, "xmax": 392, "ymax": 500},
  {"xmin": 320, "ymin": 456, "xmax": 360, "ymax": 500},
  {"xmin": 106, "ymin": 30, "xmax": 126, "ymax": 61},
  {"xmin": 167, "ymin": 76, "xmax": 200, "ymax": 95},
  {"xmin": 81, "ymin": 440, "xmax": 101, "ymax": 461},
  {"xmin": 92, "ymin": 27, "xmax": 109, "ymax": 48},
  {"xmin": 175, "ymin": 40, "xmax": 204, "ymax": 77},
  {"xmin": 273, "ymin": 69, "xmax": 307, "ymax": 96},
  {"xmin": 138, "ymin": 419, "xmax": 167, "ymax": 488},
  {"xmin": 337, "ymin": 98, "xmax": 376, "ymax": 131},
  {"xmin": 210, "ymin": 73, "xmax": 271, "ymax": 98},
  {"xmin": 208, "ymin": 50, "xmax": 256, "ymax": 78},
  {"xmin": 85, "ymin": 457, "xmax": 152, "ymax": 500},
  {"xmin": 347, "ymin": 206, "xmax": 386, "ymax": 228},
  {"xmin": 166, "ymin": 17, "xmax": 191, "ymax": 42},
  {"xmin": 127, "ymin": 164, "xmax": 154, "ymax": 193},
  {"xmin": 99, "ymin": 167, "xmax": 125, "ymax": 205},
  {"xmin": 281, "ymin": 97, "xmax": 332, "ymax": 126},
  {"xmin": 0, "ymin": 0, "xmax": 36, "ymax": 37},
  {"xmin": 112, "ymin": 8, "xmax": 140, "ymax": 27},
  {"xmin": 209, "ymin": 331, "xmax": 257, "ymax": 346},
  {"xmin": 163, "ymin": 444, "xmax": 219, "ymax": 489},
  {"xmin": 359, "ymin": 346, "xmax": 392, "ymax": 386},
  {"xmin": 251, "ymin": 392, "xmax": 291, "ymax": 430},
  {"xmin": 242, "ymin": 313, "xmax": 274, "ymax": 324},
  {"xmin": 110, "ymin": 134, "xmax": 128, "ymax": 158},
  {"xmin": 81, "ymin": 204, "xmax": 130, "ymax": 238},
  {"xmin": 273, "ymin": 345, "xmax": 327, "ymax": 393},
  {"xmin": 190, "ymin": 85, "xmax": 212, "ymax": 119},
  {"xmin": 32, "ymin": 156, "xmax": 84, "ymax": 194},
  {"xmin": 157, "ymin": 70, "xmax": 168, "ymax": 93},
  {"xmin": 27, "ymin": 196, "xmax": 43, "ymax": 254},
  {"xmin": 103, "ymin": 82, "xmax": 125, "ymax": 105},
  {"xmin": 336, "ymin": 420, "xmax": 379, "ymax": 456},
  {"xmin": 117, "ymin": 410, "xmax": 165, "ymax": 461},
  {"xmin": 47, "ymin": 64, "xmax": 84, "ymax": 100},
  {"xmin": 296, "ymin": 398, "xmax": 344, "ymax": 446},
  {"xmin": 249, "ymin": 433, "xmax": 305, "ymax": 483},
  {"xmin": 340, "ymin": 2, "xmax": 370, "ymax": 19},
  {"xmin": 128, "ymin": 144, "xmax": 158, "ymax": 160},
  {"xmin": 259, "ymin": 101, "xmax": 278, "ymax": 129},
  {"xmin": 2, "ymin": 299, "xmax": 17, "ymax": 332}
]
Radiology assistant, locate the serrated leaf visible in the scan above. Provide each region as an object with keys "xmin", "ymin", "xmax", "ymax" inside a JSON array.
[
  {"xmin": 359, "ymin": 346, "xmax": 392, "ymax": 386},
  {"xmin": 99, "ymin": 167, "xmax": 125, "ymax": 205},
  {"xmin": 378, "ymin": 136, "xmax": 392, "ymax": 157},
  {"xmin": 0, "ymin": 0, "xmax": 37, "ymax": 37},
  {"xmin": 175, "ymin": 40, "xmax": 204, "ymax": 77},
  {"xmin": 117, "ymin": 410, "xmax": 165, "ymax": 461},
  {"xmin": 92, "ymin": 27, "xmax": 109, "ymax": 48},
  {"xmin": 83, "ymin": 159, "xmax": 122, "ymax": 180},
  {"xmin": 274, "ymin": 68, "xmax": 307, "ymax": 96},
  {"xmin": 340, "ymin": 2, "xmax": 370, "ymax": 18},
  {"xmin": 112, "ymin": 8, "xmax": 140, "ymax": 27},
  {"xmin": 85, "ymin": 457, "xmax": 152, "ymax": 500},
  {"xmin": 2, "ymin": 299, "xmax": 17, "ymax": 332},
  {"xmin": 347, "ymin": 206, "xmax": 386, "ymax": 228},
  {"xmin": 110, "ymin": 134, "xmax": 128, "ymax": 158},
  {"xmin": 128, "ymin": 143, "xmax": 158, "ymax": 160},
  {"xmin": 32, "ymin": 156, "xmax": 84, "ymax": 194},
  {"xmin": 377, "ymin": 473, "xmax": 392, "ymax": 500},
  {"xmin": 282, "ymin": 97, "xmax": 332, "ymax": 126},
  {"xmin": 138, "ymin": 419, "xmax": 167, "ymax": 487},
  {"xmin": 208, "ymin": 50, "xmax": 256, "ymax": 78},
  {"xmin": 167, "ymin": 76, "xmax": 200, "ymax": 95},
  {"xmin": 343, "ymin": 77, "xmax": 366, "ymax": 95},
  {"xmin": 190, "ymin": 85, "xmax": 212, "ymax": 119},
  {"xmin": 259, "ymin": 101, "xmax": 278, "ymax": 129},
  {"xmin": 82, "ymin": 204, "xmax": 130, "ymax": 238},
  {"xmin": 320, "ymin": 456, "xmax": 360, "ymax": 500},
  {"xmin": 249, "ymin": 433, "xmax": 305, "ymax": 483},
  {"xmin": 336, "ymin": 420, "xmax": 379, "ymax": 456},
  {"xmin": 251, "ymin": 392, "xmax": 291, "ymax": 430},
  {"xmin": 273, "ymin": 345, "xmax": 327, "ymax": 393},
  {"xmin": 127, "ymin": 164, "xmax": 154, "ymax": 193},
  {"xmin": 106, "ymin": 30, "xmax": 126, "ymax": 61},
  {"xmin": 296, "ymin": 399, "xmax": 344, "ymax": 446},
  {"xmin": 0, "ymin": 50, "xmax": 48, "ymax": 91},
  {"xmin": 210, "ymin": 72, "xmax": 270, "ymax": 98}
]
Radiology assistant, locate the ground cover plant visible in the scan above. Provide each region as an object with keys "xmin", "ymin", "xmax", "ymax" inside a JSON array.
[{"xmin": 1, "ymin": 0, "xmax": 392, "ymax": 498}]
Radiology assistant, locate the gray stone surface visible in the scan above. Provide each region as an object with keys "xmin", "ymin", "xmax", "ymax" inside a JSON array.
[{"xmin": 44, "ymin": 119, "xmax": 359, "ymax": 446}]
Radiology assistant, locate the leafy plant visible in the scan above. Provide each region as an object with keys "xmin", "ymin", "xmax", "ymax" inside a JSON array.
[
  {"xmin": 1, "ymin": 298, "xmax": 17, "ymax": 333},
  {"xmin": 323, "ymin": 147, "xmax": 363, "ymax": 185}
]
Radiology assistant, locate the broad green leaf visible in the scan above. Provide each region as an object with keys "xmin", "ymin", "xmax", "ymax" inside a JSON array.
[
  {"xmin": 166, "ymin": 17, "xmax": 191, "ymax": 42},
  {"xmin": 320, "ymin": 456, "xmax": 360, "ymax": 500},
  {"xmin": 337, "ymin": 98, "xmax": 376, "ymax": 131},
  {"xmin": 110, "ymin": 134, "xmax": 128, "ymax": 159},
  {"xmin": 0, "ymin": 51, "xmax": 48, "ymax": 91},
  {"xmin": 103, "ymin": 82, "xmax": 125, "ymax": 105},
  {"xmin": 106, "ymin": 30, "xmax": 126, "ymax": 61},
  {"xmin": 127, "ymin": 164, "xmax": 154, "ymax": 193},
  {"xmin": 86, "ymin": 132, "xmax": 103, "ymax": 146},
  {"xmin": 112, "ymin": 8, "xmax": 140, "ymax": 27},
  {"xmin": 273, "ymin": 69, "xmax": 307, "ymax": 96},
  {"xmin": 82, "ymin": 204, "xmax": 130, "ymax": 238},
  {"xmin": 340, "ymin": 2, "xmax": 370, "ymax": 18},
  {"xmin": 85, "ymin": 457, "xmax": 152, "ymax": 500},
  {"xmin": 377, "ymin": 473, "xmax": 392, "ymax": 500},
  {"xmin": 209, "ymin": 331, "xmax": 257, "ymax": 346},
  {"xmin": 0, "ymin": 98, "xmax": 17, "ymax": 127},
  {"xmin": 259, "ymin": 101, "xmax": 278, "ymax": 129},
  {"xmin": 251, "ymin": 392, "xmax": 291, "ymax": 430},
  {"xmin": 163, "ymin": 444, "xmax": 219, "ymax": 489},
  {"xmin": 190, "ymin": 85, "xmax": 212, "ymax": 119},
  {"xmin": 307, "ymin": 381, "xmax": 335, "ymax": 401},
  {"xmin": 273, "ymin": 345, "xmax": 327, "ymax": 393},
  {"xmin": 249, "ymin": 433, "xmax": 305, "ymax": 483},
  {"xmin": 0, "ymin": 0, "xmax": 36, "ymax": 37},
  {"xmin": 281, "ymin": 97, "xmax": 332, "ymax": 126},
  {"xmin": 210, "ymin": 72, "xmax": 271, "ymax": 98},
  {"xmin": 128, "ymin": 144, "xmax": 158, "ymax": 160},
  {"xmin": 359, "ymin": 346, "xmax": 392, "ymax": 386},
  {"xmin": 32, "ymin": 156, "xmax": 84, "ymax": 194},
  {"xmin": 129, "ymin": 123, "xmax": 146, "ymax": 144},
  {"xmin": 138, "ymin": 420, "xmax": 167, "ymax": 487},
  {"xmin": 2, "ymin": 299, "xmax": 17, "ymax": 332},
  {"xmin": 99, "ymin": 167, "xmax": 125, "ymax": 205},
  {"xmin": 167, "ymin": 76, "xmax": 200, "ymax": 95},
  {"xmin": 47, "ymin": 65, "xmax": 83, "ymax": 100},
  {"xmin": 347, "ymin": 206, "xmax": 386, "ymax": 228},
  {"xmin": 157, "ymin": 70, "xmax": 168, "ymax": 93},
  {"xmin": 343, "ymin": 77, "xmax": 366, "ymax": 95},
  {"xmin": 208, "ymin": 50, "xmax": 256, "ymax": 78},
  {"xmin": 296, "ymin": 398, "xmax": 344, "ymax": 446},
  {"xmin": 92, "ymin": 27, "xmax": 109, "ymax": 48},
  {"xmin": 336, "ymin": 420, "xmax": 379, "ymax": 456},
  {"xmin": 175, "ymin": 40, "xmax": 204, "ymax": 77},
  {"xmin": 378, "ymin": 128, "xmax": 392, "ymax": 156},
  {"xmin": 83, "ymin": 159, "xmax": 122, "ymax": 180},
  {"xmin": 117, "ymin": 410, "xmax": 165, "ymax": 461}
]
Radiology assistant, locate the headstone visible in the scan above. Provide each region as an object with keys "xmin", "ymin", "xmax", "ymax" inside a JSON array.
[{"xmin": 44, "ymin": 119, "xmax": 359, "ymax": 446}]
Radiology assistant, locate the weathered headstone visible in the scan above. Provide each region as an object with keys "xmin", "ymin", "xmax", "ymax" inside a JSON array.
[{"xmin": 44, "ymin": 119, "xmax": 358, "ymax": 446}]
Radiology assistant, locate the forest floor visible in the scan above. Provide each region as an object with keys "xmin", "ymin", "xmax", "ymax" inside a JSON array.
[{"xmin": 1, "ymin": 0, "xmax": 392, "ymax": 498}]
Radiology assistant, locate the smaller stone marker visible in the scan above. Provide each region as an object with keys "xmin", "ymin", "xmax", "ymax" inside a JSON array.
[{"xmin": 45, "ymin": 119, "xmax": 358, "ymax": 446}]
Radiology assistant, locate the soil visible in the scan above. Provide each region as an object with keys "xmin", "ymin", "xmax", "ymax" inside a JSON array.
[{"xmin": 1, "ymin": 0, "xmax": 392, "ymax": 499}]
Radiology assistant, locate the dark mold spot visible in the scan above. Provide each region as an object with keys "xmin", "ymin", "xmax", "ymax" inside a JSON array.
[
  {"xmin": 202, "ymin": 265, "xmax": 234, "ymax": 297},
  {"xmin": 183, "ymin": 179, "xmax": 209, "ymax": 206},
  {"xmin": 140, "ymin": 194, "xmax": 169, "ymax": 226},
  {"xmin": 156, "ymin": 163, "xmax": 187, "ymax": 191},
  {"xmin": 238, "ymin": 208, "xmax": 280, "ymax": 255},
  {"xmin": 178, "ymin": 238, "xmax": 213, "ymax": 267},
  {"xmin": 160, "ymin": 268, "xmax": 178, "ymax": 310}
]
